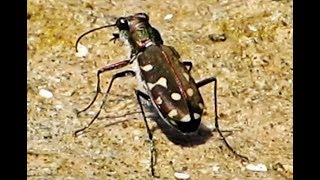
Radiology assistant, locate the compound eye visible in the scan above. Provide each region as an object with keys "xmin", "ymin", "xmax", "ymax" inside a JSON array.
[{"xmin": 116, "ymin": 17, "xmax": 129, "ymax": 30}]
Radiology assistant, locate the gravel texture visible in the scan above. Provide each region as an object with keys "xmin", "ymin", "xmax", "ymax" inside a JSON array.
[{"xmin": 27, "ymin": 0, "xmax": 293, "ymax": 179}]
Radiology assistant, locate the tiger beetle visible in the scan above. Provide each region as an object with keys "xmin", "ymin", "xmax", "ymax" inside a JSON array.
[{"xmin": 74, "ymin": 12, "xmax": 249, "ymax": 177}]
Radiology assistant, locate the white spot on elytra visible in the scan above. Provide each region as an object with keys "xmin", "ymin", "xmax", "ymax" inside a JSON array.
[
  {"xmin": 187, "ymin": 88, "xmax": 194, "ymax": 96},
  {"xmin": 147, "ymin": 77, "xmax": 168, "ymax": 89},
  {"xmin": 155, "ymin": 96, "xmax": 163, "ymax": 105},
  {"xmin": 199, "ymin": 103, "xmax": 204, "ymax": 109},
  {"xmin": 171, "ymin": 93, "xmax": 181, "ymax": 101},
  {"xmin": 180, "ymin": 114, "xmax": 191, "ymax": 122},
  {"xmin": 140, "ymin": 64, "xmax": 153, "ymax": 72},
  {"xmin": 183, "ymin": 73, "xmax": 189, "ymax": 81},
  {"xmin": 193, "ymin": 113, "xmax": 201, "ymax": 119},
  {"xmin": 168, "ymin": 109, "xmax": 178, "ymax": 118}
]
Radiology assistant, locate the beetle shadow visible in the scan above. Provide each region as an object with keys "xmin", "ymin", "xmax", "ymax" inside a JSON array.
[
  {"xmin": 92, "ymin": 108, "xmax": 215, "ymax": 147},
  {"xmin": 144, "ymin": 106, "xmax": 215, "ymax": 147},
  {"xmin": 77, "ymin": 95, "xmax": 231, "ymax": 147}
]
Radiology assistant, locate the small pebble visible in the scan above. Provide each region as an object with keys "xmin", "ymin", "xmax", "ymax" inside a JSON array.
[
  {"xmin": 39, "ymin": 89, "xmax": 53, "ymax": 98},
  {"xmin": 248, "ymin": 25, "xmax": 258, "ymax": 31},
  {"xmin": 212, "ymin": 164, "xmax": 220, "ymax": 172},
  {"xmin": 133, "ymin": 130, "xmax": 142, "ymax": 140},
  {"xmin": 164, "ymin": 14, "xmax": 173, "ymax": 20},
  {"xmin": 94, "ymin": 149, "xmax": 101, "ymax": 155},
  {"xmin": 174, "ymin": 172, "xmax": 190, "ymax": 180},
  {"xmin": 208, "ymin": 33, "xmax": 226, "ymax": 42},
  {"xmin": 42, "ymin": 167, "xmax": 52, "ymax": 175},
  {"xmin": 246, "ymin": 163, "xmax": 268, "ymax": 172},
  {"xmin": 55, "ymin": 104, "xmax": 63, "ymax": 110},
  {"xmin": 75, "ymin": 43, "xmax": 89, "ymax": 58},
  {"xmin": 88, "ymin": 111, "xmax": 96, "ymax": 115}
]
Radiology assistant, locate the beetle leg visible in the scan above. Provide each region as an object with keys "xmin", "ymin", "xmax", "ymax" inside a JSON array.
[
  {"xmin": 76, "ymin": 59, "xmax": 131, "ymax": 116},
  {"xmin": 135, "ymin": 90, "xmax": 158, "ymax": 177},
  {"xmin": 182, "ymin": 61, "xmax": 193, "ymax": 72},
  {"xmin": 195, "ymin": 76, "xmax": 216, "ymax": 88},
  {"xmin": 74, "ymin": 70, "xmax": 136, "ymax": 137},
  {"xmin": 109, "ymin": 33, "xmax": 120, "ymax": 43},
  {"xmin": 196, "ymin": 76, "xmax": 249, "ymax": 162}
]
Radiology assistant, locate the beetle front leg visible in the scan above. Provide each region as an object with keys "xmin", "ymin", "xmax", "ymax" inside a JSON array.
[
  {"xmin": 135, "ymin": 90, "xmax": 158, "ymax": 177},
  {"xmin": 74, "ymin": 70, "xmax": 136, "ymax": 137},
  {"xmin": 76, "ymin": 59, "xmax": 131, "ymax": 116},
  {"xmin": 196, "ymin": 76, "xmax": 249, "ymax": 162}
]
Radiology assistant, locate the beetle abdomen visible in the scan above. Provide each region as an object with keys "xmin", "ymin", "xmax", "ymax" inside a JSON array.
[{"xmin": 137, "ymin": 45, "xmax": 205, "ymax": 133}]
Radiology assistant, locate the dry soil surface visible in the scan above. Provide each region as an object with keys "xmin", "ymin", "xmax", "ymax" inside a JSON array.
[{"xmin": 27, "ymin": 0, "xmax": 293, "ymax": 179}]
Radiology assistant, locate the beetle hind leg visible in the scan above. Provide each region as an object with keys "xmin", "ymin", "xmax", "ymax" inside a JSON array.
[{"xmin": 197, "ymin": 76, "xmax": 249, "ymax": 162}]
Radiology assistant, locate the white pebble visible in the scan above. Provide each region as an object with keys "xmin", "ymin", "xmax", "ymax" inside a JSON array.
[
  {"xmin": 248, "ymin": 25, "xmax": 257, "ymax": 32},
  {"xmin": 95, "ymin": 149, "xmax": 101, "ymax": 154},
  {"xmin": 174, "ymin": 172, "xmax": 190, "ymax": 180},
  {"xmin": 55, "ymin": 104, "xmax": 63, "ymax": 110},
  {"xmin": 164, "ymin": 14, "xmax": 173, "ymax": 20},
  {"xmin": 246, "ymin": 163, "xmax": 268, "ymax": 172},
  {"xmin": 88, "ymin": 111, "xmax": 95, "ymax": 115},
  {"xmin": 42, "ymin": 167, "xmax": 52, "ymax": 175},
  {"xmin": 134, "ymin": 136, "xmax": 140, "ymax": 141},
  {"xmin": 133, "ymin": 130, "xmax": 142, "ymax": 140},
  {"xmin": 87, "ymin": 142, "xmax": 92, "ymax": 148},
  {"xmin": 212, "ymin": 164, "xmax": 220, "ymax": 172},
  {"xmin": 75, "ymin": 43, "xmax": 89, "ymax": 58},
  {"xmin": 39, "ymin": 89, "xmax": 53, "ymax": 98}
]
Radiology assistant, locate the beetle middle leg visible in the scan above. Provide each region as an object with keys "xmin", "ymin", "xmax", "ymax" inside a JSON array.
[
  {"xmin": 196, "ymin": 77, "xmax": 249, "ymax": 162},
  {"xmin": 74, "ymin": 70, "xmax": 136, "ymax": 136},
  {"xmin": 135, "ymin": 90, "xmax": 158, "ymax": 177}
]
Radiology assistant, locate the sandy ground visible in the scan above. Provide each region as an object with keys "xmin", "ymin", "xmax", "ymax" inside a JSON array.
[{"xmin": 27, "ymin": 0, "xmax": 293, "ymax": 179}]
